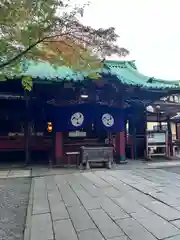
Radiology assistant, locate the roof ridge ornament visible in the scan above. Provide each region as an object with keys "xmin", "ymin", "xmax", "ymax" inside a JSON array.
[{"xmin": 147, "ymin": 77, "xmax": 154, "ymax": 83}]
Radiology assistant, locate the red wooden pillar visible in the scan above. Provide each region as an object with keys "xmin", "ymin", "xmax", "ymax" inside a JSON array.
[
  {"xmin": 55, "ymin": 132, "xmax": 63, "ymax": 165},
  {"xmin": 115, "ymin": 132, "xmax": 126, "ymax": 162},
  {"xmin": 115, "ymin": 120, "xmax": 126, "ymax": 163},
  {"xmin": 119, "ymin": 131, "xmax": 126, "ymax": 162}
]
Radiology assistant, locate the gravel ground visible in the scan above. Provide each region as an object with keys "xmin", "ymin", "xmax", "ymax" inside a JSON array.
[{"xmin": 0, "ymin": 178, "xmax": 31, "ymax": 240}]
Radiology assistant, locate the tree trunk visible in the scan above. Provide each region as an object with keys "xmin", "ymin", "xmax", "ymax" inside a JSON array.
[{"xmin": 24, "ymin": 91, "xmax": 30, "ymax": 165}]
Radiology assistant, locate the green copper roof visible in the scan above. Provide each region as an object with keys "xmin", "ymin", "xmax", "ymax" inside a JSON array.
[
  {"xmin": 21, "ymin": 61, "xmax": 85, "ymax": 81},
  {"xmin": 104, "ymin": 60, "xmax": 180, "ymax": 89},
  {"xmin": 21, "ymin": 60, "xmax": 180, "ymax": 89}
]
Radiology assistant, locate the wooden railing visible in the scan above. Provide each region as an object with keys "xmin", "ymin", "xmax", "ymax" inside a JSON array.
[{"xmin": 0, "ymin": 135, "xmax": 52, "ymax": 151}]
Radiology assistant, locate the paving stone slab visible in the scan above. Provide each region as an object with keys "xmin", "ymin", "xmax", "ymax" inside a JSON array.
[
  {"xmin": 74, "ymin": 188, "xmax": 102, "ymax": 210},
  {"xmin": 171, "ymin": 220, "xmax": 180, "ymax": 229},
  {"xmin": 101, "ymin": 198, "xmax": 130, "ymax": 221},
  {"xmin": 56, "ymin": 181, "xmax": 81, "ymax": 207},
  {"xmin": 69, "ymin": 180, "xmax": 91, "ymax": 193},
  {"xmin": 112, "ymin": 197, "xmax": 144, "ymax": 214},
  {"xmin": 88, "ymin": 208, "xmax": 124, "ymax": 239},
  {"xmin": 32, "ymin": 197, "xmax": 49, "ymax": 215},
  {"xmin": 101, "ymin": 173, "xmax": 134, "ymax": 192},
  {"xmin": 125, "ymin": 190, "xmax": 154, "ymax": 204},
  {"xmin": 158, "ymin": 186, "xmax": 180, "ymax": 197},
  {"xmin": 108, "ymin": 172, "xmax": 139, "ymax": 185},
  {"xmin": 164, "ymin": 235, "xmax": 180, "ymax": 240},
  {"xmin": 67, "ymin": 175, "xmax": 92, "ymax": 191},
  {"xmin": 116, "ymin": 218, "xmax": 157, "ymax": 240},
  {"xmin": 141, "ymin": 200, "xmax": 180, "ymax": 221},
  {"xmin": 0, "ymin": 171, "xmax": 8, "ymax": 177},
  {"xmin": 81, "ymin": 182, "xmax": 104, "ymax": 197},
  {"xmin": 31, "ymin": 213, "xmax": 53, "ymax": 240},
  {"xmin": 129, "ymin": 183, "xmax": 157, "ymax": 195},
  {"xmin": 0, "ymin": 170, "xmax": 9, "ymax": 174},
  {"xmin": 131, "ymin": 207, "xmax": 180, "ymax": 239},
  {"xmin": 46, "ymin": 177, "xmax": 62, "ymax": 198},
  {"xmin": 103, "ymin": 187, "xmax": 123, "ymax": 198},
  {"xmin": 78, "ymin": 228, "xmax": 105, "ymax": 240},
  {"xmin": 48, "ymin": 190, "xmax": 62, "ymax": 203},
  {"xmin": 46, "ymin": 177, "xmax": 67, "ymax": 221},
  {"xmin": 53, "ymin": 219, "xmax": 78, "ymax": 240},
  {"xmin": 7, "ymin": 170, "xmax": 31, "ymax": 178},
  {"xmin": 24, "ymin": 179, "xmax": 34, "ymax": 240},
  {"xmin": 81, "ymin": 196, "xmax": 102, "ymax": 210},
  {"xmin": 49, "ymin": 196, "xmax": 69, "ymax": 221},
  {"xmin": 67, "ymin": 205, "xmax": 96, "ymax": 232},
  {"xmin": 174, "ymin": 206, "xmax": 180, "ymax": 211},
  {"xmin": 107, "ymin": 237, "xmax": 129, "ymax": 240},
  {"xmin": 82, "ymin": 172, "xmax": 110, "ymax": 188},
  {"xmin": 45, "ymin": 176, "xmax": 62, "ymax": 196},
  {"xmin": 148, "ymin": 191, "xmax": 180, "ymax": 207},
  {"xmin": 32, "ymin": 178, "xmax": 49, "ymax": 215}
]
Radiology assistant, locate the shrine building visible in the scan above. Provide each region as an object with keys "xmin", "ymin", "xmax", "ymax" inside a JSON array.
[{"xmin": 0, "ymin": 60, "xmax": 180, "ymax": 165}]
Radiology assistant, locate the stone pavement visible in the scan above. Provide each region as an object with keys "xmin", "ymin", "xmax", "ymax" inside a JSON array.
[
  {"xmin": 1, "ymin": 159, "xmax": 180, "ymax": 179},
  {"xmin": 0, "ymin": 170, "xmax": 30, "ymax": 179},
  {"xmin": 29, "ymin": 160, "xmax": 180, "ymax": 177},
  {"xmin": 24, "ymin": 168, "xmax": 180, "ymax": 240},
  {"xmin": 147, "ymin": 161, "xmax": 180, "ymax": 168}
]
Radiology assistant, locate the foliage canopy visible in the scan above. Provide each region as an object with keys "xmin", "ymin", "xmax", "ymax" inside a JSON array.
[{"xmin": 0, "ymin": 0, "xmax": 128, "ymax": 90}]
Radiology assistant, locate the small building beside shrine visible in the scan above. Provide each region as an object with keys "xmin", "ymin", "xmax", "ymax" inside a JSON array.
[{"xmin": 0, "ymin": 60, "xmax": 180, "ymax": 165}]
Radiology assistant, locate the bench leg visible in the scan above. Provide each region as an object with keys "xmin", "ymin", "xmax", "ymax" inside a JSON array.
[
  {"xmin": 79, "ymin": 162, "xmax": 83, "ymax": 170},
  {"xmin": 107, "ymin": 160, "xmax": 112, "ymax": 169},
  {"xmin": 76, "ymin": 155, "xmax": 80, "ymax": 168},
  {"xmin": 86, "ymin": 161, "xmax": 90, "ymax": 170},
  {"xmin": 67, "ymin": 156, "xmax": 70, "ymax": 168}
]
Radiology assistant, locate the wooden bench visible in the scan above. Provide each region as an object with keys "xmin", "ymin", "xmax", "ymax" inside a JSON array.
[
  {"xmin": 65, "ymin": 151, "xmax": 80, "ymax": 167},
  {"xmin": 80, "ymin": 146, "xmax": 114, "ymax": 169}
]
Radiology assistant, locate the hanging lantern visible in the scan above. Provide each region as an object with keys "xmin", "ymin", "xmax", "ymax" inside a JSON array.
[{"xmin": 47, "ymin": 122, "xmax": 53, "ymax": 133}]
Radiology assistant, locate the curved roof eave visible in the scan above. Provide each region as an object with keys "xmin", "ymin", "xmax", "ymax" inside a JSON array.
[
  {"xmin": 18, "ymin": 59, "xmax": 180, "ymax": 90},
  {"xmin": 105, "ymin": 60, "xmax": 180, "ymax": 89}
]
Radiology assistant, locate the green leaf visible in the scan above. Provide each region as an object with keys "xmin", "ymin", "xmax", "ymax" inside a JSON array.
[
  {"xmin": 0, "ymin": 74, "xmax": 6, "ymax": 81},
  {"xmin": 22, "ymin": 76, "xmax": 33, "ymax": 91},
  {"xmin": 88, "ymin": 72, "xmax": 101, "ymax": 79}
]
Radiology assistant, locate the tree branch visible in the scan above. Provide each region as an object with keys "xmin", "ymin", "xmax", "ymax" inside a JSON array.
[
  {"xmin": 0, "ymin": 40, "xmax": 42, "ymax": 69},
  {"xmin": 0, "ymin": 33, "xmax": 67, "ymax": 69}
]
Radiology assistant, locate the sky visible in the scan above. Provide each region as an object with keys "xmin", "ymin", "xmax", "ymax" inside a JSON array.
[{"xmin": 81, "ymin": 0, "xmax": 180, "ymax": 80}]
